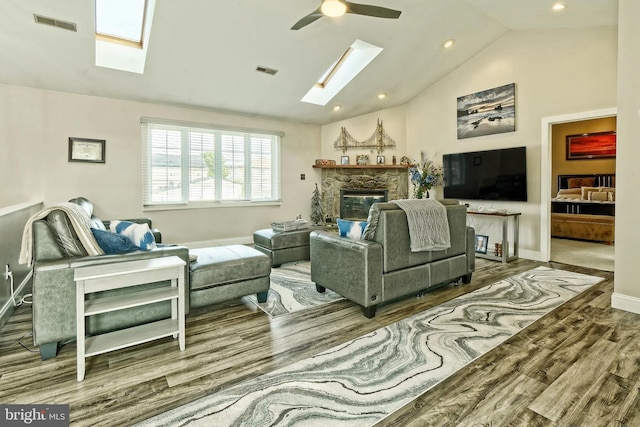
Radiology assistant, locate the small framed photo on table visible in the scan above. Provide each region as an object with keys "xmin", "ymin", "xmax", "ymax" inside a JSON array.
[
  {"xmin": 341, "ymin": 155, "xmax": 350, "ymax": 165},
  {"xmin": 376, "ymin": 155, "xmax": 385, "ymax": 165},
  {"xmin": 475, "ymin": 235, "xmax": 488, "ymax": 254},
  {"xmin": 68, "ymin": 137, "xmax": 106, "ymax": 163}
]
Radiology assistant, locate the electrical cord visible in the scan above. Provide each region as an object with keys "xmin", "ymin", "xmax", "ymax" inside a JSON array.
[
  {"xmin": 6, "ymin": 267, "xmax": 32, "ymax": 306},
  {"xmin": 17, "ymin": 332, "xmax": 37, "ymax": 354}
]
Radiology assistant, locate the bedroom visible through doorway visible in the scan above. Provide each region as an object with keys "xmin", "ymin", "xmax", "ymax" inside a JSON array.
[{"xmin": 549, "ymin": 116, "xmax": 616, "ymax": 271}]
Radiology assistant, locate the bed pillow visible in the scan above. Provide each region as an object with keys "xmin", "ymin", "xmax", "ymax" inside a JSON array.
[
  {"xmin": 568, "ymin": 177, "xmax": 596, "ymax": 188},
  {"xmin": 337, "ymin": 219, "xmax": 368, "ymax": 240},
  {"xmin": 556, "ymin": 188, "xmax": 581, "ymax": 199},
  {"xmin": 581, "ymin": 186, "xmax": 601, "ymax": 200},
  {"xmin": 109, "ymin": 220, "xmax": 157, "ymax": 250},
  {"xmin": 91, "ymin": 228, "xmax": 139, "ymax": 254},
  {"xmin": 588, "ymin": 191, "xmax": 608, "ymax": 202}
]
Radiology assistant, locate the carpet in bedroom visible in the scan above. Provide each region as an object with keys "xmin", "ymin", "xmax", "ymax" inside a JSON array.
[{"xmin": 551, "ymin": 237, "xmax": 614, "ymax": 272}]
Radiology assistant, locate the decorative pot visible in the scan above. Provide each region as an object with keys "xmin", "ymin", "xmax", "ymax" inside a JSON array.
[{"xmin": 416, "ymin": 188, "xmax": 430, "ymax": 199}]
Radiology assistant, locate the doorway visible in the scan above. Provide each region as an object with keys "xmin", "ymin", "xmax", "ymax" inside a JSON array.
[{"xmin": 540, "ymin": 107, "xmax": 617, "ymax": 263}]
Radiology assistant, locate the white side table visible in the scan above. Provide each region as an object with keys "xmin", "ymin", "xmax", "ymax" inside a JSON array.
[{"xmin": 74, "ymin": 256, "xmax": 186, "ymax": 381}]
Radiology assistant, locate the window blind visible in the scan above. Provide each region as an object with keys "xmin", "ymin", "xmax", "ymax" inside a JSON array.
[{"xmin": 142, "ymin": 119, "xmax": 281, "ymax": 207}]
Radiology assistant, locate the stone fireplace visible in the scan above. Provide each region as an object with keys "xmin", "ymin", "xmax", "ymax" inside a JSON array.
[{"xmin": 317, "ymin": 166, "xmax": 409, "ymax": 221}]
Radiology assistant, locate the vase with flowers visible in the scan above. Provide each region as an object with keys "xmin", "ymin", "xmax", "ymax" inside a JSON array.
[{"xmin": 408, "ymin": 152, "xmax": 444, "ymax": 199}]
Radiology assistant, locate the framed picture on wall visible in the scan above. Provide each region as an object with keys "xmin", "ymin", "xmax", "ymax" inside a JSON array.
[
  {"xmin": 456, "ymin": 83, "xmax": 516, "ymax": 139},
  {"xmin": 68, "ymin": 137, "xmax": 106, "ymax": 163},
  {"xmin": 566, "ymin": 131, "xmax": 616, "ymax": 160}
]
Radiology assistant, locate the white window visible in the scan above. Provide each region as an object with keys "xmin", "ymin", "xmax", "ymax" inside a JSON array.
[{"xmin": 142, "ymin": 119, "xmax": 281, "ymax": 207}]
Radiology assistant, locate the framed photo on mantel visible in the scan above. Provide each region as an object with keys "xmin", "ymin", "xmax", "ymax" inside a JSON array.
[{"xmin": 68, "ymin": 137, "xmax": 106, "ymax": 163}]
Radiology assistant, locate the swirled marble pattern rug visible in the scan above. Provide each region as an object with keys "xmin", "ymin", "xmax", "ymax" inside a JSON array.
[
  {"xmin": 244, "ymin": 261, "xmax": 344, "ymax": 317},
  {"xmin": 137, "ymin": 267, "xmax": 602, "ymax": 427}
]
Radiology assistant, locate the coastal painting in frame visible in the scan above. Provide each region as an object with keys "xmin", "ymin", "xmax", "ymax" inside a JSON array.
[
  {"xmin": 566, "ymin": 131, "xmax": 616, "ymax": 160},
  {"xmin": 457, "ymin": 83, "xmax": 516, "ymax": 139}
]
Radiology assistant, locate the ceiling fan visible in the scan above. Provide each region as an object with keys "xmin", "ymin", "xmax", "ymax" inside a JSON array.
[{"xmin": 291, "ymin": 0, "xmax": 401, "ymax": 30}]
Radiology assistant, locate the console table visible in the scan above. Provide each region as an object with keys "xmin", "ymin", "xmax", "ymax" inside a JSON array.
[
  {"xmin": 467, "ymin": 210, "xmax": 521, "ymax": 263},
  {"xmin": 74, "ymin": 256, "xmax": 186, "ymax": 381}
]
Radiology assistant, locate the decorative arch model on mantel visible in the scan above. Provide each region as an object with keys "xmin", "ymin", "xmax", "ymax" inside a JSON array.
[{"xmin": 333, "ymin": 119, "xmax": 396, "ymax": 154}]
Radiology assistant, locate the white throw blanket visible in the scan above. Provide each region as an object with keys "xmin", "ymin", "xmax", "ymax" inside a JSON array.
[
  {"xmin": 19, "ymin": 202, "xmax": 104, "ymax": 267},
  {"xmin": 390, "ymin": 199, "xmax": 450, "ymax": 252}
]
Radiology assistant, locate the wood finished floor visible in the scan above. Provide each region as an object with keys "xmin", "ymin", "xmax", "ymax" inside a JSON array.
[{"xmin": 0, "ymin": 259, "xmax": 637, "ymax": 426}]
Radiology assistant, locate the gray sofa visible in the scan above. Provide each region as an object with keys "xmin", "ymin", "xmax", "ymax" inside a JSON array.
[
  {"xmin": 30, "ymin": 198, "xmax": 270, "ymax": 360},
  {"xmin": 310, "ymin": 200, "xmax": 475, "ymax": 318}
]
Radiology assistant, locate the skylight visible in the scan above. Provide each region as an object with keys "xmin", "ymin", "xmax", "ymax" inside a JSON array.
[
  {"xmin": 96, "ymin": 0, "xmax": 146, "ymax": 46},
  {"xmin": 301, "ymin": 39, "xmax": 383, "ymax": 106},
  {"xmin": 95, "ymin": 0, "xmax": 155, "ymax": 74}
]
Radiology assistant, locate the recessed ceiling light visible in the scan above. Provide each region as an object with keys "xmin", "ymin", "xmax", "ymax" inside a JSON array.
[
  {"xmin": 552, "ymin": 3, "xmax": 566, "ymax": 11},
  {"xmin": 333, "ymin": 105, "xmax": 342, "ymax": 111},
  {"xmin": 377, "ymin": 93, "xmax": 387, "ymax": 99},
  {"xmin": 443, "ymin": 39, "xmax": 455, "ymax": 49}
]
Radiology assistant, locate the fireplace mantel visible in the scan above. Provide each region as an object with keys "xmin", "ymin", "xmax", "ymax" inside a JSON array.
[{"xmin": 312, "ymin": 165, "xmax": 409, "ymax": 170}]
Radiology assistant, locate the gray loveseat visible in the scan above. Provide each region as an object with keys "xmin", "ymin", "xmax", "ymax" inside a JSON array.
[
  {"xmin": 310, "ymin": 200, "xmax": 475, "ymax": 318},
  {"xmin": 29, "ymin": 198, "xmax": 270, "ymax": 360},
  {"xmin": 29, "ymin": 199, "xmax": 191, "ymax": 360}
]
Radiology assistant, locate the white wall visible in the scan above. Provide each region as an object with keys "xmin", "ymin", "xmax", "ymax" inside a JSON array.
[
  {"xmin": 320, "ymin": 104, "xmax": 408, "ymax": 165},
  {"xmin": 0, "ymin": 84, "xmax": 321, "ymax": 244},
  {"xmin": 322, "ymin": 27, "xmax": 618, "ymax": 260},
  {"xmin": 612, "ymin": 0, "xmax": 640, "ymax": 314}
]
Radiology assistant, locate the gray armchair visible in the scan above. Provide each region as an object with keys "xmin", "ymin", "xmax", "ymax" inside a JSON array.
[
  {"xmin": 310, "ymin": 200, "xmax": 475, "ymax": 318},
  {"xmin": 30, "ymin": 197, "xmax": 189, "ymax": 360}
]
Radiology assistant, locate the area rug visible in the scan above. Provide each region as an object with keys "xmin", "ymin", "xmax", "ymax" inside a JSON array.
[
  {"xmin": 137, "ymin": 267, "xmax": 603, "ymax": 427},
  {"xmin": 244, "ymin": 261, "xmax": 344, "ymax": 318}
]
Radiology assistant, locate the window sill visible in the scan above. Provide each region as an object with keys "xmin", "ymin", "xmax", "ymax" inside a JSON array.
[{"xmin": 143, "ymin": 200, "xmax": 282, "ymax": 212}]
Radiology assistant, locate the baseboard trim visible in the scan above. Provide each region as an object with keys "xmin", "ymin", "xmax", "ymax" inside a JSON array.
[
  {"xmin": 0, "ymin": 270, "xmax": 32, "ymax": 330},
  {"xmin": 611, "ymin": 292, "xmax": 640, "ymax": 315}
]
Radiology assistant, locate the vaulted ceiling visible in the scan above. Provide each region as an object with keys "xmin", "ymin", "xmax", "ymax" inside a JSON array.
[{"xmin": 0, "ymin": 0, "xmax": 618, "ymax": 125}]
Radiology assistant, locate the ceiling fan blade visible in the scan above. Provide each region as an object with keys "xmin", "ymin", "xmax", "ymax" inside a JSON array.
[
  {"xmin": 291, "ymin": 9, "xmax": 324, "ymax": 30},
  {"xmin": 344, "ymin": 1, "xmax": 401, "ymax": 19}
]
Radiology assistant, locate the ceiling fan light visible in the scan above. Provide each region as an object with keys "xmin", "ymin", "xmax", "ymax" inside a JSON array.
[{"xmin": 321, "ymin": 0, "xmax": 347, "ymax": 17}]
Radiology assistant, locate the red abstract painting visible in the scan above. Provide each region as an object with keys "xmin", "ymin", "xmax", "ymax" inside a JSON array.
[{"xmin": 566, "ymin": 131, "xmax": 616, "ymax": 160}]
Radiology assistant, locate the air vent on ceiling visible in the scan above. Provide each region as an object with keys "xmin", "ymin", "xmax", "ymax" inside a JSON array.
[
  {"xmin": 256, "ymin": 66, "xmax": 278, "ymax": 76},
  {"xmin": 33, "ymin": 14, "xmax": 77, "ymax": 32}
]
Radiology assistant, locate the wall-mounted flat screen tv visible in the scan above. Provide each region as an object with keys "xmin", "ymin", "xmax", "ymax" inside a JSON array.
[{"xmin": 443, "ymin": 147, "xmax": 528, "ymax": 201}]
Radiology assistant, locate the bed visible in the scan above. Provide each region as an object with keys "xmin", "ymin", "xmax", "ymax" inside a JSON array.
[{"xmin": 551, "ymin": 173, "xmax": 615, "ymax": 244}]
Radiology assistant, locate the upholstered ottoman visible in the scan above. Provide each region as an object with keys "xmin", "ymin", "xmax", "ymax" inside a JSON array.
[
  {"xmin": 188, "ymin": 245, "xmax": 271, "ymax": 309},
  {"xmin": 253, "ymin": 228, "xmax": 312, "ymax": 267}
]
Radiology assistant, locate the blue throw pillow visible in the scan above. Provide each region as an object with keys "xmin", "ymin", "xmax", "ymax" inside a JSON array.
[
  {"xmin": 109, "ymin": 220, "xmax": 157, "ymax": 251},
  {"xmin": 91, "ymin": 228, "xmax": 139, "ymax": 254},
  {"xmin": 337, "ymin": 218, "xmax": 368, "ymax": 240}
]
